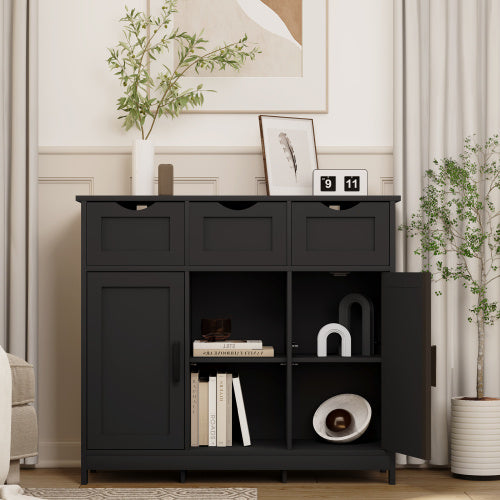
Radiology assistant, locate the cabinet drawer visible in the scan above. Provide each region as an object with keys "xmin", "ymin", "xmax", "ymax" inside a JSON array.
[
  {"xmin": 292, "ymin": 202, "xmax": 390, "ymax": 266},
  {"xmin": 86, "ymin": 202, "xmax": 184, "ymax": 266},
  {"xmin": 189, "ymin": 202, "xmax": 286, "ymax": 265}
]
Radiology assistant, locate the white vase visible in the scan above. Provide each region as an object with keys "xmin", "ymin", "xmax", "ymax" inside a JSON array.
[
  {"xmin": 451, "ymin": 397, "xmax": 500, "ymax": 476},
  {"xmin": 131, "ymin": 139, "xmax": 155, "ymax": 195}
]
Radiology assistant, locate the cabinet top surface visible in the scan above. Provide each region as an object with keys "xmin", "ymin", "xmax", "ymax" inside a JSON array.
[{"xmin": 76, "ymin": 195, "xmax": 401, "ymax": 203}]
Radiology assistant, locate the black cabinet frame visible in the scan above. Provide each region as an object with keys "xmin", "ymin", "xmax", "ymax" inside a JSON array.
[{"xmin": 78, "ymin": 196, "xmax": 430, "ymax": 486}]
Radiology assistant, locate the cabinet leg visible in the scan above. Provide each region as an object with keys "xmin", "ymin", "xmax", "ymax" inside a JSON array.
[
  {"xmin": 81, "ymin": 468, "xmax": 88, "ymax": 485},
  {"xmin": 281, "ymin": 470, "xmax": 288, "ymax": 483},
  {"xmin": 388, "ymin": 467, "xmax": 396, "ymax": 485},
  {"xmin": 179, "ymin": 470, "xmax": 187, "ymax": 483}
]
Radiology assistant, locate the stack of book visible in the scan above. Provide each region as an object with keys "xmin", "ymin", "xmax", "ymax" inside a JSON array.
[
  {"xmin": 192, "ymin": 339, "xmax": 274, "ymax": 357},
  {"xmin": 190, "ymin": 372, "xmax": 251, "ymax": 447}
]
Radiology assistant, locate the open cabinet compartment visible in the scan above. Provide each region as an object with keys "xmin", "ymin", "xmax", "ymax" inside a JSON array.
[
  {"xmin": 190, "ymin": 272, "xmax": 287, "ymax": 357},
  {"xmin": 190, "ymin": 363, "xmax": 287, "ymax": 449},
  {"xmin": 292, "ymin": 272, "xmax": 381, "ymax": 357},
  {"xmin": 292, "ymin": 363, "xmax": 381, "ymax": 450}
]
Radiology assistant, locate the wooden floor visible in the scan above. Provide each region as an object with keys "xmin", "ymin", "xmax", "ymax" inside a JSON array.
[{"xmin": 19, "ymin": 468, "xmax": 500, "ymax": 499}]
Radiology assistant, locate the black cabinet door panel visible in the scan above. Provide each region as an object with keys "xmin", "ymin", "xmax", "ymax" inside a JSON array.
[
  {"xmin": 87, "ymin": 202, "xmax": 184, "ymax": 265},
  {"xmin": 87, "ymin": 272, "xmax": 184, "ymax": 449},
  {"xmin": 292, "ymin": 202, "xmax": 390, "ymax": 267},
  {"xmin": 381, "ymin": 272, "xmax": 431, "ymax": 459}
]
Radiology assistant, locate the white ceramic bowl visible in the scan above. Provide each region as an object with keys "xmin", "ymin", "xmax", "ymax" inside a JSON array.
[{"xmin": 313, "ymin": 394, "xmax": 371, "ymax": 443}]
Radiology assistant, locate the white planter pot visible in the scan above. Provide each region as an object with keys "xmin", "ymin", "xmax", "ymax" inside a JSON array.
[
  {"xmin": 131, "ymin": 139, "xmax": 155, "ymax": 195},
  {"xmin": 451, "ymin": 397, "xmax": 500, "ymax": 476}
]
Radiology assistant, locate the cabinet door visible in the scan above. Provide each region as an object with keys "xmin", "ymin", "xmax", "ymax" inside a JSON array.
[
  {"xmin": 381, "ymin": 272, "xmax": 431, "ymax": 459},
  {"xmin": 87, "ymin": 272, "xmax": 184, "ymax": 450}
]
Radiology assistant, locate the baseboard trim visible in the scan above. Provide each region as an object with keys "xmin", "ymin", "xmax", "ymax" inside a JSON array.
[
  {"xmin": 37, "ymin": 442, "xmax": 80, "ymax": 468},
  {"xmin": 39, "ymin": 146, "xmax": 393, "ymax": 156}
]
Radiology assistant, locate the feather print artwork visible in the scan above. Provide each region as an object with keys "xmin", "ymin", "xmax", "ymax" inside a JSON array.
[{"xmin": 279, "ymin": 132, "xmax": 298, "ymax": 181}]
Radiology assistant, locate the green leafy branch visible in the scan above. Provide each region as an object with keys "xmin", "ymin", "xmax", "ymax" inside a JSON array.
[
  {"xmin": 107, "ymin": 0, "xmax": 260, "ymax": 139},
  {"xmin": 400, "ymin": 135, "xmax": 500, "ymax": 398}
]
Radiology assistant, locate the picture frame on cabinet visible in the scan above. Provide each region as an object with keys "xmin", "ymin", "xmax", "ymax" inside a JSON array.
[{"xmin": 259, "ymin": 115, "xmax": 319, "ymax": 195}]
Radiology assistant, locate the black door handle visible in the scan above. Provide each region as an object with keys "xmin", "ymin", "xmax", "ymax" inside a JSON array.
[
  {"xmin": 431, "ymin": 345, "xmax": 436, "ymax": 387},
  {"xmin": 172, "ymin": 342, "xmax": 181, "ymax": 384}
]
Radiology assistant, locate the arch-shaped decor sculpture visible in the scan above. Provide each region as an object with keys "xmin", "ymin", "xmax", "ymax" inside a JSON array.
[
  {"xmin": 317, "ymin": 323, "xmax": 351, "ymax": 357},
  {"xmin": 339, "ymin": 293, "xmax": 374, "ymax": 356}
]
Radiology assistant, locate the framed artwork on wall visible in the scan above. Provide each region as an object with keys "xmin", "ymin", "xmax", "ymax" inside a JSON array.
[
  {"xmin": 259, "ymin": 115, "xmax": 318, "ymax": 195},
  {"xmin": 148, "ymin": 0, "xmax": 328, "ymax": 113}
]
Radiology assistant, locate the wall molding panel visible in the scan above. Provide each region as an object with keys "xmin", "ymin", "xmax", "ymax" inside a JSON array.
[
  {"xmin": 39, "ymin": 176, "xmax": 95, "ymax": 195},
  {"xmin": 380, "ymin": 177, "xmax": 394, "ymax": 195}
]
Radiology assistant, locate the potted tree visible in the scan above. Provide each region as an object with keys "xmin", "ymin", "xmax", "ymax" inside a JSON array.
[
  {"xmin": 401, "ymin": 135, "xmax": 500, "ymax": 478},
  {"xmin": 107, "ymin": 0, "xmax": 259, "ymax": 194}
]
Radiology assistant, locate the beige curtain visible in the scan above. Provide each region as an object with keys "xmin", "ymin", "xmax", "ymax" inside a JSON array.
[
  {"xmin": 394, "ymin": 0, "xmax": 500, "ymax": 465},
  {"xmin": 0, "ymin": 0, "xmax": 38, "ymax": 370}
]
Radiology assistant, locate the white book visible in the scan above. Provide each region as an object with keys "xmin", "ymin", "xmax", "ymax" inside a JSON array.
[
  {"xmin": 216, "ymin": 373, "xmax": 227, "ymax": 447},
  {"xmin": 192, "ymin": 346, "xmax": 274, "ymax": 358},
  {"xmin": 226, "ymin": 373, "xmax": 232, "ymax": 446},
  {"xmin": 193, "ymin": 340, "xmax": 263, "ymax": 350},
  {"xmin": 198, "ymin": 380, "xmax": 209, "ymax": 446},
  {"xmin": 232, "ymin": 375, "xmax": 251, "ymax": 446},
  {"xmin": 208, "ymin": 375, "xmax": 217, "ymax": 447}
]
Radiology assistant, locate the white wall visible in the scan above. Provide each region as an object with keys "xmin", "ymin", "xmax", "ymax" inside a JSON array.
[
  {"xmin": 39, "ymin": 0, "xmax": 393, "ymax": 147},
  {"xmin": 37, "ymin": 0, "xmax": 394, "ymax": 466}
]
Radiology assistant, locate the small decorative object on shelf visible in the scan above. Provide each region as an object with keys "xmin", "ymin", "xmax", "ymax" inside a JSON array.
[
  {"xmin": 312, "ymin": 169, "xmax": 368, "ymax": 196},
  {"xmin": 158, "ymin": 164, "xmax": 174, "ymax": 196},
  {"xmin": 201, "ymin": 318, "xmax": 232, "ymax": 341},
  {"xmin": 317, "ymin": 323, "xmax": 352, "ymax": 357},
  {"xmin": 313, "ymin": 394, "xmax": 372, "ymax": 443},
  {"xmin": 339, "ymin": 293, "xmax": 374, "ymax": 356}
]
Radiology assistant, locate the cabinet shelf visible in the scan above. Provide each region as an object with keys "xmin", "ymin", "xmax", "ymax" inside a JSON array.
[
  {"xmin": 188, "ymin": 440, "xmax": 287, "ymax": 455},
  {"xmin": 291, "ymin": 440, "xmax": 385, "ymax": 456},
  {"xmin": 190, "ymin": 356, "xmax": 287, "ymax": 364},
  {"xmin": 292, "ymin": 355, "xmax": 381, "ymax": 364},
  {"xmin": 187, "ymin": 440, "xmax": 385, "ymax": 456}
]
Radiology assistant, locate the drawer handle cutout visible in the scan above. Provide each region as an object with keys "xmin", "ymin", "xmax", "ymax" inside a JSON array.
[
  {"xmin": 117, "ymin": 201, "xmax": 155, "ymax": 211},
  {"xmin": 320, "ymin": 201, "xmax": 360, "ymax": 211},
  {"xmin": 218, "ymin": 201, "xmax": 257, "ymax": 211}
]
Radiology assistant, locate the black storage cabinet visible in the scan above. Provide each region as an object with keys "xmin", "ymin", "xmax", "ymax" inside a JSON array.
[{"xmin": 78, "ymin": 196, "xmax": 431, "ymax": 485}]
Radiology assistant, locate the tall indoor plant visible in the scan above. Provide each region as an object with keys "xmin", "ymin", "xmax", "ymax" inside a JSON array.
[
  {"xmin": 107, "ymin": 0, "xmax": 259, "ymax": 194},
  {"xmin": 401, "ymin": 135, "xmax": 500, "ymax": 477}
]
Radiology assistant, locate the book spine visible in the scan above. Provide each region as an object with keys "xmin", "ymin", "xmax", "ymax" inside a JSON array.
[
  {"xmin": 193, "ymin": 341, "xmax": 263, "ymax": 350},
  {"xmin": 193, "ymin": 346, "xmax": 274, "ymax": 357},
  {"xmin": 198, "ymin": 380, "xmax": 209, "ymax": 446},
  {"xmin": 216, "ymin": 373, "xmax": 227, "ymax": 447},
  {"xmin": 233, "ymin": 375, "xmax": 251, "ymax": 446},
  {"xmin": 208, "ymin": 376, "xmax": 217, "ymax": 447},
  {"xmin": 226, "ymin": 373, "xmax": 232, "ymax": 446},
  {"xmin": 190, "ymin": 372, "xmax": 199, "ymax": 447}
]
